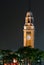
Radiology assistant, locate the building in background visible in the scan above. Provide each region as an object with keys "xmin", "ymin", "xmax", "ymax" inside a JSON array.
[{"xmin": 23, "ymin": 12, "xmax": 35, "ymax": 48}]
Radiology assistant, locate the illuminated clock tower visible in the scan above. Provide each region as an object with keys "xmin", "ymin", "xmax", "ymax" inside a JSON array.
[{"xmin": 23, "ymin": 12, "xmax": 35, "ymax": 48}]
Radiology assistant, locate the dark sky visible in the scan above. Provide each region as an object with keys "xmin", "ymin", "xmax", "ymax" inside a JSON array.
[
  {"xmin": 0, "ymin": 0, "xmax": 44, "ymax": 51},
  {"xmin": 31, "ymin": 0, "xmax": 44, "ymax": 50}
]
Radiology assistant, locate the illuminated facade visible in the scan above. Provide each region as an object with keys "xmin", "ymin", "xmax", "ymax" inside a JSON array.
[{"xmin": 23, "ymin": 12, "xmax": 35, "ymax": 48}]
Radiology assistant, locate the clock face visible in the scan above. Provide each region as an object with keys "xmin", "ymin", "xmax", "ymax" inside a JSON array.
[{"xmin": 27, "ymin": 35, "xmax": 31, "ymax": 40}]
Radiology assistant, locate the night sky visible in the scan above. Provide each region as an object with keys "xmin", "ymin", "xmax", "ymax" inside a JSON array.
[{"xmin": 0, "ymin": 0, "xmax": 44, "ymax": 51}]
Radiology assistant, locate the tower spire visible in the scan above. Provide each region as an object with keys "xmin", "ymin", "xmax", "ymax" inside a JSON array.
[{"xmin": 25, "ymin": 12, "xmax": 34, "ymax": 26}]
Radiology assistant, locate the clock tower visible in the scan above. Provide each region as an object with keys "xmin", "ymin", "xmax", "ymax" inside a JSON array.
[{"xmin": 23, "ymin": 12, "xmax": 35, "ymax": 48}]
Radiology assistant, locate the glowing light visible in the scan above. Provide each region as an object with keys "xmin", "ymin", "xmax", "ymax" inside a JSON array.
[
  {"xmin": 13, "ymin": 59, "xmax": 17, "ymax": 63},
  {"xmin": 27, "ymin": 35, "xmax": 31, "ymax": 40}
]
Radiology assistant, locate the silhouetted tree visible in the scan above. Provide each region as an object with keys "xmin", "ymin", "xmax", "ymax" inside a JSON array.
[{"xmin": 16, "ymin": 46, "xmax": 44, "ymax": 65}]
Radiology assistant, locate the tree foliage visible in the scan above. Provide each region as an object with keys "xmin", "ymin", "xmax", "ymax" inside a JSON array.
[{"xmin": 16, "ymin": 46, "xmax": 44, "ymax": 62}]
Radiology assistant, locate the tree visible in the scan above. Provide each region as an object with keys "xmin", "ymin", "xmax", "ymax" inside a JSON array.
[
  {"xmin": 16, "ymin": 46, "xmax": 44, "ymax": 65},
  {"xmin": 0, "ymin": 49, "xmax": 13, "ymax": 65}
]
